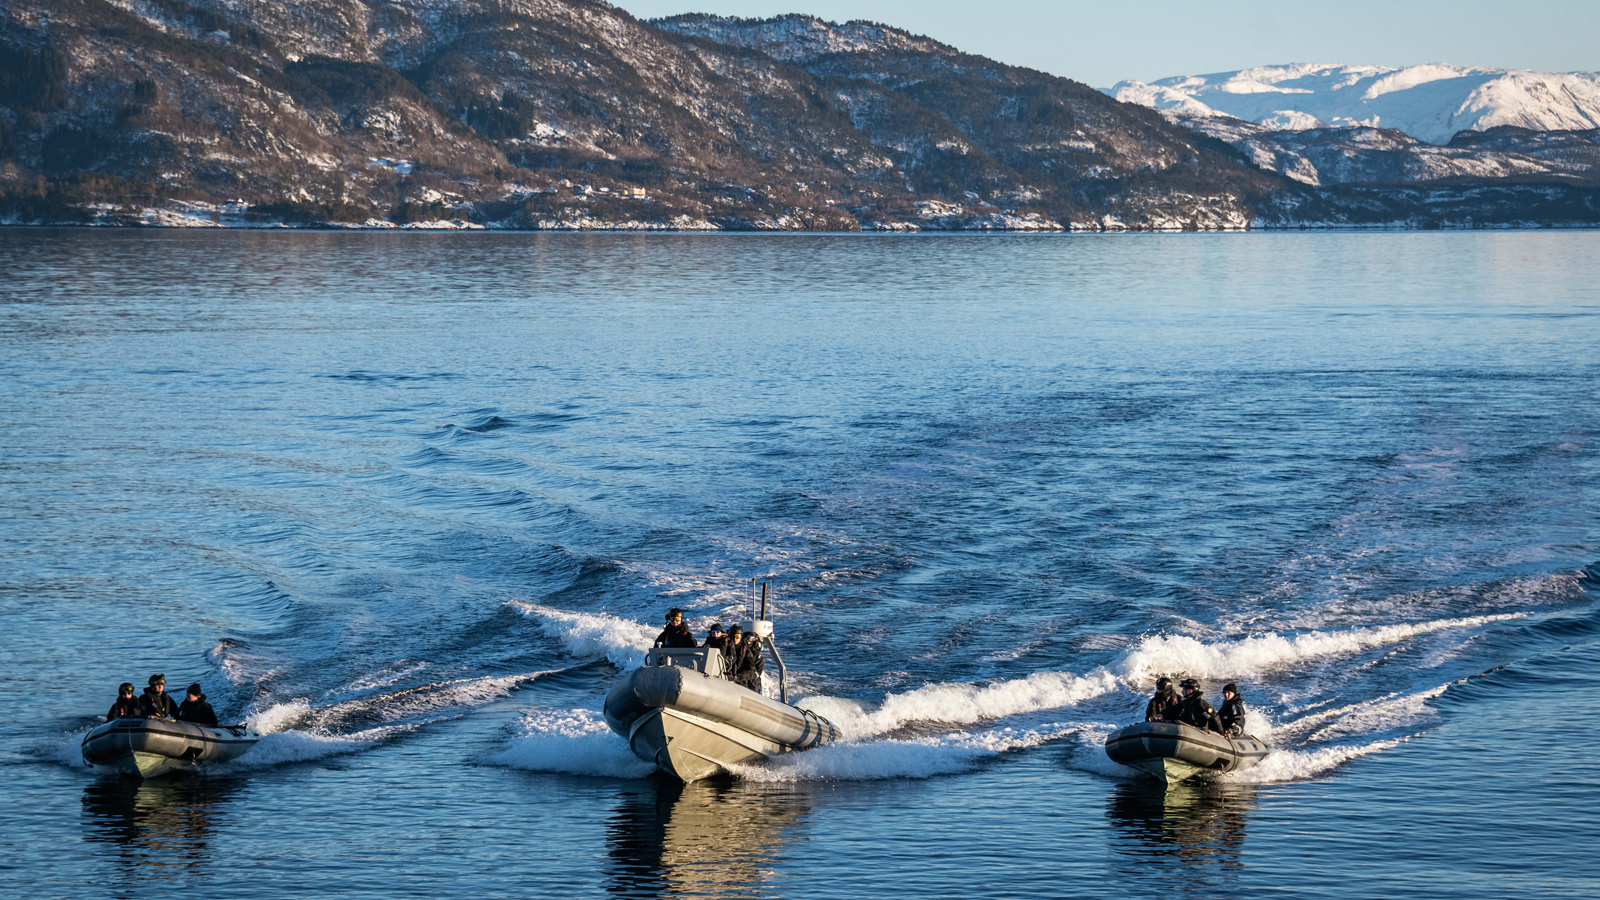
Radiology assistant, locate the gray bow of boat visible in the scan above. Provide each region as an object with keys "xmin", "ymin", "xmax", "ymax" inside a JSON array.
[{"xmin": 604, "ymin": 616, "xmax": 840, "ymax": 782}]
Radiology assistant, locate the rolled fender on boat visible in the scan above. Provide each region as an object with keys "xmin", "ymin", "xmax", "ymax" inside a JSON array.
[
  {"xmin": 81, "ymin": 717, "xmax": 261, "ymax": 779},
  {"xmin": 1104, "ymin": 721, "xmax": 1269, "ymax": 785}
]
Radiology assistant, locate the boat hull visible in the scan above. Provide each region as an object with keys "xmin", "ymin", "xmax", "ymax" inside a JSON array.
[
  {"xmin": 605, "ymin": 664, "xmax": 838, "ymax": 782},
  {"xmin": 1104, "ymin": 722, "xmax": 1268, "ymax": 786},
  {"xmin": 82, "ymin": 718, "xmax": 260, "ymax": 779}
]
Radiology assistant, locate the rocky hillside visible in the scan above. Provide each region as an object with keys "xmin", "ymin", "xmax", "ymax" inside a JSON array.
[
  {"xmin": 1171, "ymin": 115, "xmax": 1600, "ymax": 188},
  {"xmin": 1, "ymin": 4, "xmax": 1597, "ymax": 230}
]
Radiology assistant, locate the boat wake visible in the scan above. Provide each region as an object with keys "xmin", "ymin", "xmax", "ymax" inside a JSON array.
[
  {"xmin": 505, "ymin": 601, "xmax": 656, "ymax": 668},
  {"xmin": 487, "ymin": 708, "xmax": 655, "ymax": 778},
  {"xmin": 729, "ymin": 722, "xmax": 1086, "ymax": 782},
  {"xmin": 481, "ymin": 605, "xmax": 1526, "ymax": 784}
]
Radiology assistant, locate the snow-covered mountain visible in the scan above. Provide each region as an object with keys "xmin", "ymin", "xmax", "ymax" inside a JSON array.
[{"xmin": 1107, "ymin": 64, "xmax": 1600, "ymax": 144}]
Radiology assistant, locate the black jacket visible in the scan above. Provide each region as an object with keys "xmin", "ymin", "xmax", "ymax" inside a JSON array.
[
  {"xmin": 1217, "ymin": 697, "xmax": 1247, "ymax": 736},
  {"xmin": 734, "ymin": 643, "xmax": 764, "ymax": 688},
  {"xmin": 178, "ymin": 697, "xmax": 219, "ymax": 727},
  {"xmin": 107, "ymin": 695, "xmax": 142, "ymax": 721},
  {"xmin": 1144, "ymin": 690, "xmax": 1180, "ymax": 722},
  {"xmin": 139, "ymin": 688, "xmax": 179, "ymax": 718},
  {"xmin": 704, "ymin": 636, "xmax": 732, "ymax": 675},
  {"xmin": 720, "ymin": 641, "xmax": 744, "ymax": 678},
  {"xmin": 653, "ymin": 623, "xmax": 697, "ymax": 648},
  {"xmin": 1176, "ymin": 694, "xmax": 1221, "ymax": 732}
]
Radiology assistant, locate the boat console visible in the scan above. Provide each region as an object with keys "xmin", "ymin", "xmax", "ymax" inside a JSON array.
[{"xmin": 647, "ymin": 647, "xmax": 727, "ymax": 678}]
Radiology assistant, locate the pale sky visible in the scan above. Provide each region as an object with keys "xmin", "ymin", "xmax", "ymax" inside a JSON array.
[{"xmin": 612, "ymin": 0, "xmax": 1600, "ymax": 87}]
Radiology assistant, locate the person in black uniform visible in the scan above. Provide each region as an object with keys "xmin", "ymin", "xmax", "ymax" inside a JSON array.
[
  {"xmin": 177, "ymin": 683, "xmax": 219, "ymax": 726},
  {"xmin": 1144, "ymin": 677, "xmax": 1180, "ymax": 722},
  {"xmin": 139, "ymin": 674, "xmax": 179, "ymax": 718},
  {"xmin": 703, "ymin": 624, "xmax": 731, "ymax": 677},
  {"xmin": 721, "ymin": 625, "xmax": 744, "ymax": 679},
  {"xmin": 734, "ymin": 632, "xmax": 765, "ymax": 692},
  {"xmin": 1216, "ymin": 683, "xmax": 1247, "ymax": 736},
  {"xmin": 1175, "ymin": 678, "xmax": 1222, "ymax": 733},
  {"xmin": 107, "ymin": 683, "xmax": 142, "ymax": 720},
  {"xmin": 653, "ymin": 608, "xmax": 698, "ymax": 648}
]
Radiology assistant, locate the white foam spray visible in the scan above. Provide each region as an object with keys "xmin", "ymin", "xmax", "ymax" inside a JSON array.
[
  {"xmin": 1229, "ymin": 735, "xmax": 1417, "ymax": 784},
  {"xmin": 487, "ymin": 708, "xmax": 655, "ymax": 778},
  {"xmin": 506, "ymin": 601, "xmax": 655, "ymax": 668},
  {"xmin": 797, "ymin": 613, "xmax": 1519, "ymax": 740},
  {"xmin": 729, "ymin": 722, "xmax": 1084, "ymax": 782},
  {"xmin": 802, "ymin": 670, "xmax": 1123, "ymax": 739},
  {"xmin": 1114, "ymin": 613, "xmax": 1524, "ymax": 684},
  {"xmin": 227, "ymin": 722, "xmax": 425, "ymax": 769}
]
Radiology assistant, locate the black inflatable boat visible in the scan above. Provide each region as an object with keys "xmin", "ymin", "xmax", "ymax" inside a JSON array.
[
  {"xmin": 1104, "ymin": 721, "xmax": 1268, "ymax": 785},
  {"xmin": 82, "ymin": 717, "xmax": 260, "ymax": 778}
]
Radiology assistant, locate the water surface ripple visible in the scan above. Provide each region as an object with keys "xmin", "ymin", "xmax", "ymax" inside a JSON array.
[{"xmin": 2, "ymin": 230, "xmax": 1597, "ymax": 899}]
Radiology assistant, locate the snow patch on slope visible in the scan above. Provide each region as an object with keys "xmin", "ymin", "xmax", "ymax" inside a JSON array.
[{"xmin": 1107, "ymin": 64, "xmax": 1600, "ymax": 143}]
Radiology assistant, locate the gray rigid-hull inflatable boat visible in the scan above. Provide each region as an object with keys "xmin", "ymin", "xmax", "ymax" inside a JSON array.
[
  {"xmin": 82, "ymin": 717, "xmax": 261, "ymax": 779},
  {"xmin": 605, "ymin": 621, "xmax": 839, "ymax": 782},
  {"xmin": 1104, "ymin": 721, "xmax": 1269, "ymax": 785}
]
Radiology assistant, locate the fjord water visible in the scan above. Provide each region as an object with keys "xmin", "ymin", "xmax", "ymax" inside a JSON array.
[{"xmin": 2, "ymin": 229, "xmax": 1597, "ymax": 898}]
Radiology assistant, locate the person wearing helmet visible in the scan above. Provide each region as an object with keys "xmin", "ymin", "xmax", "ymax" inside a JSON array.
[
  {"xmin": 1144, "ymin": 677, "xmax": 1180, "ymax": 722},
  {"xmin": 138, "ymin": 674, "xmax": 179, "ymax": 718},
  {"xmin": 107, "ymin": 683, "xmax": 142, "ymax": 721},
  {"xmin": 733, "ymin": 632, "xmax": 765, "ymax": 692},
  {"xmin": 653, "ymin": 608, "xmax": 698, "ymax": 648},
  {"xmin": 720, "ymin": 625, "xmax": 745, "ymax": 679},
  {"xmin": 703, "ymin": 624, "xmax": 731, "ymax": 676},
  {"xmin": 1175, "ymin": 678, "xmax": 1222, "ymax": 733},
  {"xmin": 177, "ymin": 683, "xmax": 219, "ymax": 727},
  {"xmin": 1217, "ymin": 683, "xmax": 1247, "ymax": 736}
]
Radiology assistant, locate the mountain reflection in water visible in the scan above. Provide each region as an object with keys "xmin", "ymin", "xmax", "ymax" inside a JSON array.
[
  {"xmin": 81, "ymin": 775, "xmax": 247, "ymax": 880},
  {"xmin": 605, "ymin": 777, "xmax": 810, "ymax": 899},
  {"xmin": 1105, "ymin": 781, "xmax": 1255, "ymax": 873}
]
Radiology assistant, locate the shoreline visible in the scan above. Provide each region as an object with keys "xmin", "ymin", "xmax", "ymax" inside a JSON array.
[{"xmin": 5, "ymin": 221, "xmax": 1598, "ymax": 235}]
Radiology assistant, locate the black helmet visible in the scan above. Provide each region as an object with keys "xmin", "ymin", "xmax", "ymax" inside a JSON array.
[
  {"xmin": 726, "ymin": 624, "xmax": 742, "ymax": 636},
  {"xmin": 1223, "ymin": 683, "xmax": 1238, "ymax": 695},
  {"xmin": 1155, "ymin": 677, "xmax": 1171, "ymax": 690},
  {"xmin": 666, "ymin": 608, "xmax": 684, "ymax": 621},
  {"xmin": 1179, "ymin": 678, "xmax": 1199, "ymax": 691},
  {"xmin": 148, "ymin": 674, "xmax": 166, "ymax": 687},
  {"xmin": 186, "ymin": 683, "xmax": 204, "ymax": 697},
  {"xmin": 119, "ymin": 682, "xmax": 134, "ymax": 693}
]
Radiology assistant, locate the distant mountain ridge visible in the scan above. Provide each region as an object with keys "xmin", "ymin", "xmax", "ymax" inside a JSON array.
[
  {"xmin": 651, "ymin": 12, "xmax": 951, "ymax": 61},
  {"xmin": 1108, "ymin": 63, "xmax": 1600, "ymax": 144},
  {"xmin": 1, "ymin": 5, "xmax": 1598, "ymax": 229}
]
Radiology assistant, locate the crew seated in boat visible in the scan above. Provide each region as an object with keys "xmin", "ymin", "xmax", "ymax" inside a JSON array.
[
  {"xmin": 107, "ymin": 682, "xmax": 141, "ymax": 721},
  {"xmin": 139, "ymin": 674, "xmax": 180, "ymax": 719},
  {"xmin": 178, "ymin": 683, "xmax": 219, "ymax": 726},
  {"xmin": 653, "ymin": 608, "xmax": 698, "ymax": 649},
  {"xmin": 1217, "ymin": 683, "xmax": 1247, "ymax": 736},
  {"xmin": 1144, "ymin": 677, "xmax": 1180, "ymax": 722},
  {"xmin": 732, "ymin": 632, "xmax": 765, "ymax": 691},
  {"xmin": 1175, "ymin": 678, "xmax": 1224, "ymax": 733}
]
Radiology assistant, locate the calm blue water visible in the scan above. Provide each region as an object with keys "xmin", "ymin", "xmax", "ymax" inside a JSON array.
[{"xmin": 1, "ymin": 229, "xmax": 1597, "ymax": 899}]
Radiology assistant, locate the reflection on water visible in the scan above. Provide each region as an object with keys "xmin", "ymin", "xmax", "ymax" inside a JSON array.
[
  {"xmin": 1105, "ymin": 780, "xmax": 1256, "ymax": 874},
  {"xmin": 605, "ymin": 776, "xmax": 811, "ymax": 899},
  {"xmin": 81, "ymin": 775, "xmax": 248, "ymax": 882}
]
